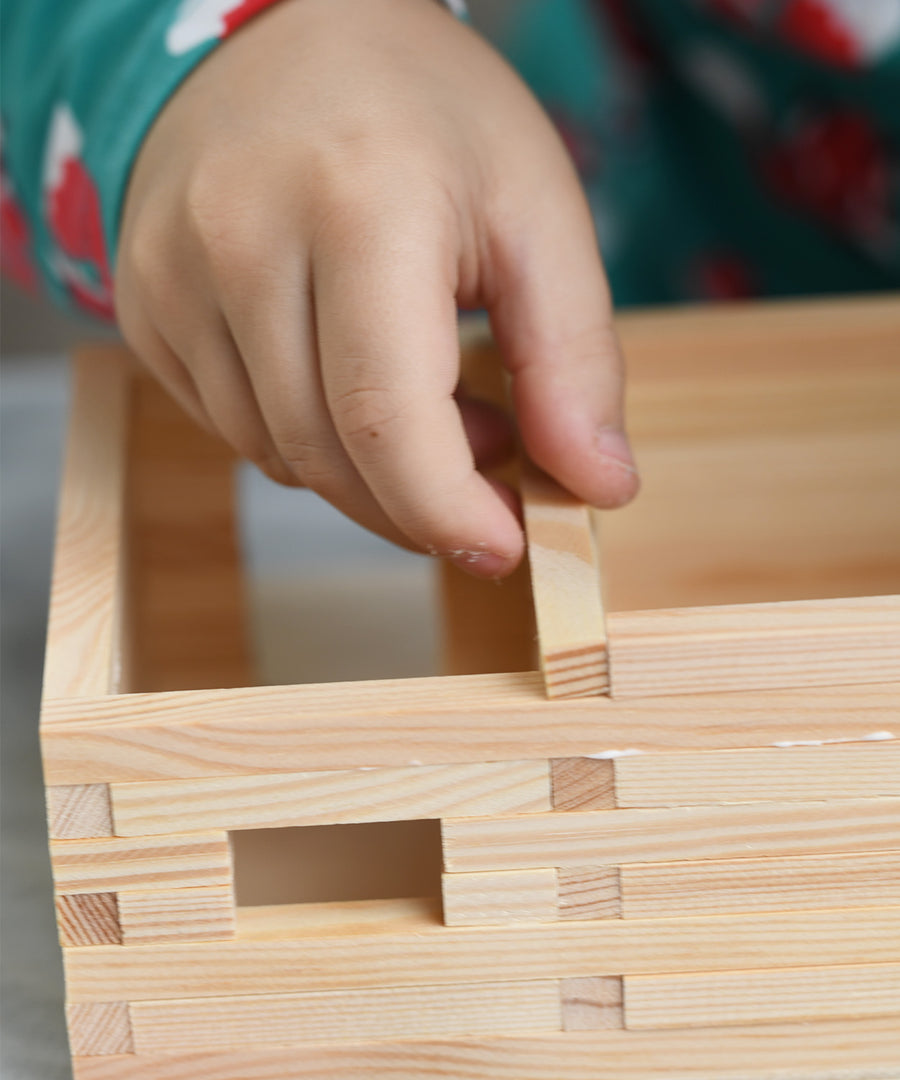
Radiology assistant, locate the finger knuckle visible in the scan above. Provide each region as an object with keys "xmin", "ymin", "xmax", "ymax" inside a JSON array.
[
  {"xmin": 275, "ymin": 434, "xmax": 338, "ymax": 492},
  {"xmin": 329, "ymin": 381, "xmax": 410, "ymax": 447},
  {"xmin": 184, "ymin": 164, "xmax": 267, "ymax": 275}
]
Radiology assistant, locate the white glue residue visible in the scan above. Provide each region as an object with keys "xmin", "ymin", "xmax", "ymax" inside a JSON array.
[
  {"xmin": 772, "ymin": 731, "xmax": 895, "ymax": 749},
  {"xmin": 586, "ymin": 748, "xmax": 645, "ymax": 759}
]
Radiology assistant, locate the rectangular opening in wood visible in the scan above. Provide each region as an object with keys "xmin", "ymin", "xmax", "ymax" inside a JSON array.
[{"xmin": 230, "ymin": 819, "xmax": 444, "ymax": 909}]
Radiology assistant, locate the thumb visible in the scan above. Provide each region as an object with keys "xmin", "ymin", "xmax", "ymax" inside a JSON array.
[{"xmin": 486, "ymin": 173, "xmax": 639, "ymax": 509}]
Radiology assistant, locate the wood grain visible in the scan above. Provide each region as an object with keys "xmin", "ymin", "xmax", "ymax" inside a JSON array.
[
  {"xmin": 443, "ymin": 798, "xmax": 900, "ymax": 872},
  {"xmin": 560, "ymin": 976, "xmax": 623, "ymax": 1031},
  {"xmin": 603, "ymin": 295, "xmax": 900, "ymax": 613},
  {"xmin": 118, "ymin": 884, "xmax": 236, "ymax": 945},
  {"xmin": 620, "ymin": 851, "xmax": 900, "ymax": 918},
  {"xmin": 70, "ymin": 1016, "xmax": 900, "ymax": 1080},
  {"xmin": 614, "ymin": 742, "xmax": 900, "ymax": 806},
  {"xmin": 110, "ymin": 760, "xmax": 550, "ymax": 836},
  {"xmin": 442, "ymin": 869, "xmax": 558, "ymax": 926},
  {"xmin": 42, "ymin": 348, "xmax": 131, "ymax": 700},
  {"xmin": 550, "ymin": 758, "xmax": 616, "ymax": 811},
  {"xmin": 440, "ymin": 332, "xmax": 537, "ymax": 677},
  {"xmin": 557, "ymin": 867, "xmax": 621, "ymax": 921},
  {"xmin": 39, "ymin": 675, "xmax": 900, "ymax": 786},
  {"xmin": 46, "ymin": 783, "xmax": 113, "ymax": 839},
  {"xmin": 50, "ymin": 831, "xmax": 232, "ymax": 894},
  {"xmin": 65, "ymin": 1002, "xmax": 133, "ymax": 1056},
  {"xmin": 125, "ymin": 374, "xmax": 253, "ymax": 693},
  {"xmin": 62, "ymin": 899, "xmax": 900, "ymax": 1003},
  {"xmin": 606, "ymin": 595, "xmax": 900, "ymax": 699},
  {"xmin": 129, "ymin": 981, "xmax": 562, "ymax": 1053},
  {"xmin": 521, "ymin": 462, "xmax": 608, "ymax": 698},
  {"xmin": 625, "ymin": 963, "xmax": 900, "ymax": 1029},
  {"xmin": 56, "ymin": 892, "xmax": 121, "ymax": 947}
]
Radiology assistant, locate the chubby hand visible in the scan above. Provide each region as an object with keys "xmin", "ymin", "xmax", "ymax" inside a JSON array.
[{"xmin": 116, "ymin": 0, "xmax": 638, "ymax": 578}]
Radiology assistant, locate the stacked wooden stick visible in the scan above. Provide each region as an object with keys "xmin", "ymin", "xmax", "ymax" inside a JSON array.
[{"xmin": 42, "ymin": 297, "xmax": 900, "ymax": 1078}]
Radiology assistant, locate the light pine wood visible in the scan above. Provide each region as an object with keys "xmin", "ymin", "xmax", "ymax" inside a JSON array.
[
  {"xmin": 550, "ymin": 758, "xmax": 616, "ymax": 811},
  {"xmin": 42, "ymin": 349, "xmax": 131, "ymax": 700},
  {"xmin": 110, "ymin": 760, "xmax": 550, "ymax": 836},
  {"xmin": 599, "ymin": 430, "xmax": 900, "ymax": 613},
  {"xmin": 117, "ymin": 884, "xmax": 236, "ymax": 945},
  {"xmin": 68, "ymin": 1015, "xmax": 900, "ymax": 1080},
  {"xmin": 606, "ymin": 595, "xmax": 900, "ymax": 699},
  {"xmin": 50, "ymin": 831, "xmax": 232, "ymax": 894},
  {"xmin": 68, "ymin": 1014, "xmax": 900, "ymax": 1080},
  {"xmin": 620, "ymin": 851, "xmax": 900, "ymax": 918},
  {"xmin": 614, "ymin": 742, "xmax": 900, "ymax": 805},
  {"xmin": 557, "ymin": 867, "xmax": 622, "ymax": 921},
  {"xmin": 521, "ymin": 461, "xmax": 608, "ymax": 698},
  {"xmin": 65, "ymin": 1001, "xmax": 133, "ymax": 1056},
  {"xmin": 62, "ymin": 900, "xmax": 900, "ymax": 1003},
  {"xmin": 560, "ymin": 976, "xmax": 623, "ymax": 1031},
  {"xmin": 624, "ymin": 963, "xmax": 900, "ymax": 1029},
  {"xmin": 440, "ymin": 333, "xmax": 537, "ymax": 677},
  {"xmin": 46, "ymin": 783, "xmax": 113, "ymax": 839},
  {"xmin": 56, "ymin": 892, "xmax": 121, "ymax": 947},
  {"xmin": 443, "ymin": 798, "xmax": 900, "ymax": 873},
  {"xmin": 442, "ymin": 869, "xmax": 558, "ymax": 926},
  {"xmin": 41, "ymin": 305, "xmax": 900, "ymax": 1079},
  {"xmin": 125, "ymin": 375, "xmax": 253, "ymax": 693},
  {"xmin": 39, "ymin": 676, "xmax": 900, "ymax": 786},
  {"xmin": 439, "ymin": 559, "xmax": 537, "ymax": 676},
  {"xmin": 603, "ymin": 295, "xmax": 900, "ymax": 613},
  {"xmin": 129, "ymin": 981, "xmax": 562, "ymax": 1053}
]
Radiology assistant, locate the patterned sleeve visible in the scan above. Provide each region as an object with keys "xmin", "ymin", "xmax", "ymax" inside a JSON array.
[{"xmin": 0, "ymin": 0, "xmax": 465, "ymax": 321}]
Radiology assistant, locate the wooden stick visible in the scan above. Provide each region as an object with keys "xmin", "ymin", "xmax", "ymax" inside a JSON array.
[
  {"xmin": 624, "ymin": 963, "xmax": 900, "ymax": 1030},
  {"xmin": 62, "ymin": 900, "xmax": 900, "ymax": 1003},
  {"xmin": 557, "ymin": 867, "xmax": 621, "ymax": 921},
  {"xmin": 443, "ymin": 798, "xmax": 900, "ymax": 873},
  {"xmin": 39, "ymin": 675, "xmax": 900, "ymax": 786},
  {"xmin": 129, "ymin": 981, "xmax": 563, "ymax": 1053},
  {"xmin": 620, "ymin": 850, "xmax": 900, "ymax": 918},
  {"xmin": 117, "ymin": 884, "xmax": 236, "ymax": 945},
  {"xmin": 560, "ymin": 976, "xmax": 623, "ymax": 1031},
  {"xmin": 56, "ymin": 892, "xmax": 121, "ymax": 947},
  {"xmin": 65, "ymin": 1002, "xmax": 133, "ymax": 1057},
  {"xmin": 520, "ymin": 461, "xmax": 608, "ymax": 698},
  {"xmin": 69, "ymin": 1015, "xmax": 900, "ymax": 1080},
  {"xmin": 50, "ymin": 831, "xmax": 232, "ymax": 894},
  {"xmin": 606, "ymin": 595, "xmax": 900, "ymax": 699},
  {"xmin": 110, "ymin": 760, "xmax": 550, "ymax": 836},
  {"xmin": 125, "ymin": 374, "xmax": 253, "ymax": 693},
  {"xmin": 550, "ymin": 758, "xmax": 615, "ymax": 811},
  {"xmin": 442, "ymin": 869, "xmax": 558, "ymax": 926},
  {"xmin": 42, "ymin": 348, "xmax": 131, "ymax": 700},
  {"xmin": 46, "ymin": 783, "xmax": 113, "ymax": 839},
  {"xmin": 614, "ymin": 742, "xmax": 900, "ymax": 806}
]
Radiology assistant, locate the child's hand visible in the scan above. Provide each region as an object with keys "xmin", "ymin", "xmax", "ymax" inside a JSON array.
[{"xmin": 116, "ymin": 0, "xmax": 638, "ymax": 577}]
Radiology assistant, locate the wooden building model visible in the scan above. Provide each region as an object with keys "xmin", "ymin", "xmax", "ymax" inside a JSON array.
[{"xmin": 41, "ymin": 297, "xmax": 900, "ymax": 1078}]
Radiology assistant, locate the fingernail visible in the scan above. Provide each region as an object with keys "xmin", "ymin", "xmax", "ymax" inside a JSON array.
[
  {"xmin": 448, "ymin": 549, "xmax": 514, "ymax": 578},
  {"xmin": 596, "ymin": 428, "xmax": 638, "ymax": 475}
]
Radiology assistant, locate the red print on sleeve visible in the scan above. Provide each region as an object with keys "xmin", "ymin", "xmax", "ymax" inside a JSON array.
[
  {"xmin": 1, "ymin": 168, "xmax": 37, "ymax": 290},
  {"xmin": 777, "ymin": 0, "xmax": 861, "ymax": 67},
  {"xmin": 43, "ymin": 105, "xmax": 115, "ymax": 320},
  {"xmin": 166, "ymin": 0, "xmax": 279, "ymax": 55}
]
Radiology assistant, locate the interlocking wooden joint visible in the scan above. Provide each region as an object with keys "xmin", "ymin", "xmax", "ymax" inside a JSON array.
[{"xmin": 41, "ymin": 297, "xmax": 900, "ymax": 1078}]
